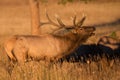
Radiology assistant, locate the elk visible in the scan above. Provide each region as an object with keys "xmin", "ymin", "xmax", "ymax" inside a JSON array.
[
  {"xmin": 97, "ymin": 36, "xmax": 120, "ymax": 67},
  {"xmin": 3, "ymin": 13, "xmax": 71, "ymax": 62},
  {"xmin": 97, "ymin": 36, "xmax": 120, "ymax": 50},
  {"xmin": 97, "ymin": 36, "xmax": 120, "ymax": 59},
  {"xmin": 4, "ymin": 15, "xmax": 95, "ymax": 64}
]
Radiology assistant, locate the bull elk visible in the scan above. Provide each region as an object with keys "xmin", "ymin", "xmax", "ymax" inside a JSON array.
[{"xmin": 4, "ymin": 15, "xmax": 95, "ymax": 64}]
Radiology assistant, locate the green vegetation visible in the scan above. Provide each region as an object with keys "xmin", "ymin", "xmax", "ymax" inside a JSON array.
[{"xmin": 109, "ymin": 31, "xmax": 118, "ymax": 39}]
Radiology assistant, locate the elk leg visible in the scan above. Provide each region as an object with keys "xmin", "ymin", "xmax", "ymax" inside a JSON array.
[{"xmin": 13, "ymin": 45, "xmax": 28, "ymax": 64}]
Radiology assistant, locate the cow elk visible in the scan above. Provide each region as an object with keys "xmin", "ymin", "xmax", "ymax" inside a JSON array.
[
  {"xmin": 97, "ymin": 36, "xmax": 120, "ymax": 50},
  {"xmin": 4, "ymin": 15, "xmax": 95, "ymax": 64},
  {"xmin": 97, "ymin": 36, "xmax": 120, "ymax": 59},
  {"xmin": 97, "ymin": 36, "xmax": 120, "ymax": 67}
]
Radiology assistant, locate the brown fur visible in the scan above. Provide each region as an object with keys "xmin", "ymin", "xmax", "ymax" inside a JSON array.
[
  {"xmin": 4, "ymin": 26, "xmax": 95, "ymax": 63},
  {"xmin": 4, "ymin": 36, "xmax": 18, "ymax": 61}
]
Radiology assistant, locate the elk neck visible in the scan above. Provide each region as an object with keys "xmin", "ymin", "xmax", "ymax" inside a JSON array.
[{"xmin": 53, "ymin": 31, "xmax": 80, "ymax": 44}]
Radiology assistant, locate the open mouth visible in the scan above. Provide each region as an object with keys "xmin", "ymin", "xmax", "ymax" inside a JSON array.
[
  {"xmin": 83, "ymin": 26, "xmax": 96, "ymax": 36},
  {"xmin": 90, "ymin": 29, "xmax": 96, "ymax": 36},
  {"xmin": 84, "ymin": 26, "xmax": 96, "ymax": 31},
  {"xmin": 90, "ymin": 32, "xmax": 95, "ymax": 36},
  {"xmin": 89, "ymin": 27, "xmax": 96, "ymax": 36}
]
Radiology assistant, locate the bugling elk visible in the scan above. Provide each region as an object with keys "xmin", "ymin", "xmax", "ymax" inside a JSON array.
[{"xmin": 4, "ymin": 14, "xmax": 95, "ymax": 64}]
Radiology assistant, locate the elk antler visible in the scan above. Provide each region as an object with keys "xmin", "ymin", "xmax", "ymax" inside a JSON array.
[
  {"xmin": 40, "ymin": 12, "xmax": 86, "ymax": 30},
  {"xmin": 76, "ymin": 16, "xmax": 86, "ymax": 27},
  {"xmin": 40, "ymin": 12, "xmax": 66, "ymax": 29},
  {"xmin": 56, "ymin": 16, "xmax": 66, "ymax": 27},
  {"xmin": 73, "ymin": 15, "xmax": 77, "ymax": 27},
  {"xmin": 40, "ymin": 12, "xmax": 59, "ymax": 27},
  {"xmin": 45, "ymin": 12, "xmax": 61, "ymax": 27}
]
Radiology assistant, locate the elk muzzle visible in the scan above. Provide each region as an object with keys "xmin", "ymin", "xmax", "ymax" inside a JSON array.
[{"xmin": 82, "ymin": 26, "xmax": 96, "ymax": 36}]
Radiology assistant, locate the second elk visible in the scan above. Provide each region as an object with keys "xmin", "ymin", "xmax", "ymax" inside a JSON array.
[{"xmin": 97, "ymin": 36, "xmax": 120, "ymax": 59}]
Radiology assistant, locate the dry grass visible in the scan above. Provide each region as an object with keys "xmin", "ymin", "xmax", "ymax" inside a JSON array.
[
  {"xmin": 9, "ymin": 60, "xmax": 120, "ymax": 80},
  {"xmin": 1, "ymin": 51, "xmax": 120, "ymax": 80},
  {"xmin": 0, "ymin": 0, "xmax": 120, "ymax": 80}
]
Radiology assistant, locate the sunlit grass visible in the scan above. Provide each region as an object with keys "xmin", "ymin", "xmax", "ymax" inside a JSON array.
[{"xmin": 0, "ymin": 44, "xmax": 120, "ymax": 80}]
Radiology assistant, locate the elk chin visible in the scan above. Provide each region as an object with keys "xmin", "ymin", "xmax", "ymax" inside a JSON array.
[{"xmin": 89, "ymin": 27, "xmax": 96, "ymax": 36}]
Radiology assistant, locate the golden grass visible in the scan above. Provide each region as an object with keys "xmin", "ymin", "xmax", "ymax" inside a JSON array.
[{"xmin": 1, "ymin": 54, "xmax": 120, "ymax": 80}]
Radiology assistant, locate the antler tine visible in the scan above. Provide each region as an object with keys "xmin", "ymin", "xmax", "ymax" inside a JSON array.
[
  {"xmin": 40, "ymin": 12, "xmax": 62, "ymax": 27},
  {"xmin": 56, "ymin": 15, "xmax": 66, "ymax": 28},
  {"xmin": 39, "ymin": 14, "xmax": 56, "ymax": 26},
  {"xmin": 73, "ymin": 15, "xmax": 77, "ymax": 27},
  {"xmin": 45, "ymin": 12, "xmax": 60, "ymax": 27},
  {"xmin": 76, "ymin": 16, "xmax": 86, "ymax": 27}
]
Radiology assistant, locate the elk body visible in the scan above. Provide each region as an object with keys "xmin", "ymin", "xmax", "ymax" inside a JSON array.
[
  {"xmin": 3, "ymin": 13, "xmax": 65, "ymax": 62},
  {"xmin": 4, "ymin": 16, "xmax": 95, "ymax": 63},
  {"xmin": 97, "ymin": 36, "xmax": 120, "ymax": 59},
  {"xmin": 97, "ymin": 36, "xmax": 120, "ymax": 50}
]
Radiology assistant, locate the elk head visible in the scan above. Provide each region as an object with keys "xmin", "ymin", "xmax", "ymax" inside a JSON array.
[
  {"xmin": 54, "ymin": 15, "xmax": 96, "ymax": 41},
  {"xmin": 40, "ymin": 12, "xmax": 95, "ymax": 38}
]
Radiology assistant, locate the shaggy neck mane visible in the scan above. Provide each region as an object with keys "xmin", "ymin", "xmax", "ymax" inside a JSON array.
[
  {"xmin": 52, "ymin": 32, "xmax": 85, "ymax": 55},
  {"xmin": 53, "ymin": 32, "xmax": 79, "ymax": 43}
]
